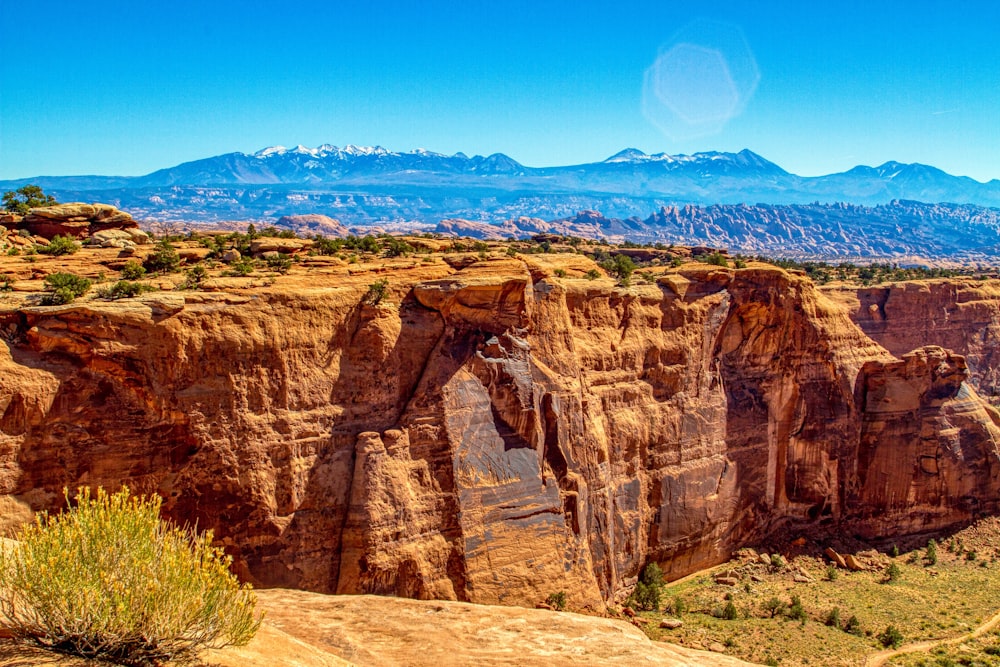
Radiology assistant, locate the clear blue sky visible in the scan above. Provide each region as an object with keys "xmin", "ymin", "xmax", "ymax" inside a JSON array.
[{"xmin": 1, "ymin": 0, "xmax": 998, "ymax": 182}]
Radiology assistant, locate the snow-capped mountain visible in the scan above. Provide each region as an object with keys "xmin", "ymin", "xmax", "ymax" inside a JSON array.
[{"xmin": 3, "ymin": 145, "xmax": 1000, "ymax": 230}]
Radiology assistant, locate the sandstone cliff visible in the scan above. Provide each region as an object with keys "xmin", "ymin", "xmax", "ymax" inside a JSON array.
[{"xmin": 2, "ymin": 252, "xmax": 999, "ymax": 609}]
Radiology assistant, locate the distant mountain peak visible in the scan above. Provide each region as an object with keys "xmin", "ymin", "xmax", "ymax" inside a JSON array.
[{"xmin": 605, "ymin": 148, "xmax": 649, "ymax": 162}]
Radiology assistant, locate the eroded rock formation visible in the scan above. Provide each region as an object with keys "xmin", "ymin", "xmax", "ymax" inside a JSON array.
[{"xmin": 2, "ymin": 257, "xmax": 1000, "ymax": 609}]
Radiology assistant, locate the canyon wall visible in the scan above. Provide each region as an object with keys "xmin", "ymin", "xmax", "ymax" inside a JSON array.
[{"xmin": 2, "ymin": 260, "xmax": 1000, "ymax": 609}]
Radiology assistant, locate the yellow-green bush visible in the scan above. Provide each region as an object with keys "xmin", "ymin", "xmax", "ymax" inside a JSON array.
[{"xmin": 0, "ymin": 487, "xmax": 261, "ymax": 666}]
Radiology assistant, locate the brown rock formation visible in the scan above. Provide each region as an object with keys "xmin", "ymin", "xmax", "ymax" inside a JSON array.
[
  {"xmin": 2, "ymin": 254, "xmax": 1000, "ymax": 609},
  {"xmin": 21, "ymin": 203, "xmax": 137, "ymax": 239},
  {"xmin": 827, "ymin": 279, "xmax": 1000, "ymax": 404}
]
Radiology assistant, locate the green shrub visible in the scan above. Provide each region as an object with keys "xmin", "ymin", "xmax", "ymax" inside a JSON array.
[
  {"xmin": 825, "ymin": 607, "xmax": 841, "ymax": 627},
  {"xmin": 770, "ymin": 553, "xmax": 785, "ymax": 569},
  {"xmin": 787, "ymin": 595, "xmax": 806, "ymax": 622},
  {"xmin": 0, "ymin": 487, "xmax": 260, "ymax": 665},
  {"xmin": 41, "ymin": 272, "xmax": 91, "ymax": 305},
  {"xmin": 763, "ymin": 596, "xmax": 786, "ymax": 618},
  {"xmin": 311, "ymin": 235, "xmax": 343, "ymax": 255},
  {"xmin": 554, "ymin": 268, "xmax": 567, "ymax": 278},
  {"xmin": 843, "ymin": 614, "xmax": 862, "ymax": 635},
  {"xmin": 599, "ymin": 254, "xmax": 636, "ymax": 286},
  {"xmin": 144, "ymin": 239, "xmax": 180, "ymax": 273},
  {"xmin": 585, "ymin": 268, "xmax": 600, "ymax": 280},
  {"xmin": 223, "ymin": 258, "xmax": 256, "ymax": 277},
  {"xmin": 884, "ymin": 562, "xmax": 902, "ymax": 583},
  {"xmin": 926, "ymin": 539, "xmax": 938, "ymax": 566},
  {"xmin": 826, "ymin": 565, "xmax": 839, "ymax": 581},
  {"xmin": 702, "ymin": 251, "xmax": 729, "ymax": 267},
  {"xmin": 264, "ymin": 253, "xmax": 292, "ymax": 274},
  {"xmin": 37, "ymin": 235, "xmax": 80, "ymax": 256},
  {"xmin": 96, "ymin": 280, "xmax": 155, "ymax": 300},
  {"xmin": 878, "ymin": 625, "xmax": 904, "ymax": 648},
  {"xmin": 364, "ymin": 278, "xmax": 389, "ymax": 305},
  {"xmin": 119, "ymin": 260, "xmax": 147, "ymax": 280},
  {"xmin": 627, "ymin": 562, "xmax": 665, "ymax": 611},
  {"xmin": 179, "ymin": 265, "xmax": 208, "ymax": 289},
  {"xmin": 722, "ymin": 600, "xmax": 739, "ymax": 620},
  {"xmin": 545, "ymin": 591, "xmax": 567, "ymax": 611},
  {"xmin": 670, "ymin": 596, "xmax": 686, "ymax": 615}
]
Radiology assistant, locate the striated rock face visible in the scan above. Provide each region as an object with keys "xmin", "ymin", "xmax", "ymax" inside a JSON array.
[
  {"xmin": 21, "ymin": 202, "xmax": 137, "ymax": 239},
  {"xmin": 2, "ymin": 260, "xmax": 1000, "ymax": 609},
  {"xmin": 828, "ymin": 279, "xmax": 1000, "ymax": 405},
  {"xmin": 849, "ymin": 346, "xmax": 1000, "ymax": 535}
]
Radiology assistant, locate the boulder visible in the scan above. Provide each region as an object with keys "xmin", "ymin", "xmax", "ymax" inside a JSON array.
[
  {"xmin": 844, "ymin": 554, "xmax": 865, "ymax": 571},
  {"xmin": 22, "ymin": 202, "xmax": 136, "ymax": 239},
  {"xmin": 824, "ymin": 548, "xmax": 847, "ymax": 569},
  {"xmin": 250, "ymin": 238, "xmax": 307, "ymax": 255},
  {"xmin": 659, "ymin": 618, "xmax": 683, "ymax": 629},
  {"xmin": 222, "ymin": 249, "xmax": 242, "ymax": 263}
]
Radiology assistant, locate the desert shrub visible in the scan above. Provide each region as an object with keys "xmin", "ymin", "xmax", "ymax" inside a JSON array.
[
  {"xmin": 223, "ymin": 258, "xmax": 255, "ymax": 277},
  {"xmin": 825, "ymin": 607, "xmax": 841, "ymax": 627},
  {"xmin": 890, "ymin": 544, "xmax": 900, "ymax": 558},
  {"xmin": 382, "ymin": 237, "xmax": 413, "ymax": 258},
  {"xmin": 96, "ymin": 280, "xmax": 155, "ymax": 300},
  {"xmin": 826, "ymin": 565, "xmax": 839, "ymax": 581},
  {"xmin": 0, "ymin": 487, "xmax": 260, "ymax": 665},
  {"xmin": 41, "ymin": 272, "xmax": 91, "ymax": 305},
  {"xmin": 787, "ymin": 595, "xmax": 806, "ymax": 622},
  {"xmin": 670, "ymin": 596, "xmax": 686, "ymax": 615},
  {"xmin": 554, "ymin": 268, "xmax": 567, "ymax": 278},
  {"xmin": 37, "ymin": 235, "xmax": 80, "ymax": 256},
  {"xmin": 364, "ymin": 278, "xmax": 389, "ymax": 305},
  {"xmin": 144, "ymin": 239, "xmax": 180, "ymax": 273},
  {"xmin": 585, "ymin": 268, "xmax": 600, "ymax": 280},
  {"xmin": 884, "ymin": 562, "xmax": 902, "ymax": 583},
  {"xmin": 722, "ymin": 600, "xmax": 739, "ymax": 620},
  {"xmin": 179, "ymin": 265, "xmax": 208, "ymax": 289},
  {"xmin": 311, "ymin": 235, "xmax": 343, "ymax": 255},
  {"xmin": 545, "ymin": 591, "xmax": 567, "ymax": 611},
  {"xmin": 627, "ymin": 562, "xmax": 664, "ymax": 612},
  {"xmin": 599, "ymin": 254, "xmax": 636, "ymax": 286},
  {"xmin": 878, "ymin": 625, "xmax": 904, "ymax": 648},
  {"xmin": 770, "ymin": 553, "xmax": 785, "ymax": 569},
  {"xmin": 926, "ymin": 538, "xmax": 938, "ymax": 566},
  {"xmin": 264, "ymin": 253, "xmax": 292, "ymax": 274},
  {"xmin": 843, "ymin": 614, "xmax": 862, "ymax": 635},
  {"xmin": 119, "ymin": 260, "xmax": 146, "ymax": 280},
  {"xmin": 763, "ymin": 596, "xmax": 786, "ymax": 618},
  {"xmin": 702, "ymin": 251, "xmax": 729, "ymax": 267}
]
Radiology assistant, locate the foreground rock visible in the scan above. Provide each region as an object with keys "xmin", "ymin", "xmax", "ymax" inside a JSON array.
[
  {"xmin": 1, "ymin": 253, "xmax": 1000, "ymax": 608},
  {"xmin": 206, "ymin": 589, "xmax": 751, "ymax": 666}
]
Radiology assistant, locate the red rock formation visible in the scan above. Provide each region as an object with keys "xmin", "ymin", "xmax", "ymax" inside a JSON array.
[
  {"xmin": 2, "ymin": 260, "xmax": 1000, "ymax": 609},
  {"xmin": 20, "ymin": 202, "xmax": 137, "ymax": 239}
]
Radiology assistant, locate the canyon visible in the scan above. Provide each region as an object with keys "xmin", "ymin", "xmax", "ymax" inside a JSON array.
[{"xmin": 2, "ymin": 242, "xmax": 1000, "ymax": 613}]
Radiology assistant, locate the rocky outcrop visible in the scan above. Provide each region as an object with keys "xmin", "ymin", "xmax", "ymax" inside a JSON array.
[
  {"xmin": 850, "ymin": 346, "xmax": 1000, "ymax": 534},
  {"xmin": 273, "ymin": 214, "xmax": 350, "ymax": 238},
  {"xmin": 2, "ymin": 260, "xmax": 1000, "ymax": 609},
  {"xmin": 21, "ymin": 203, "xmax": 137, "ymax": 239}
]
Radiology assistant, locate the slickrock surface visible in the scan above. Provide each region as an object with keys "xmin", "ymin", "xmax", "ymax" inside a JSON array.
[
  {"xmin": 2, "ymin": 245, "xmax": 1000, "ymax": 610},
  {"xmin": 0, "ymin": 589, "xmax": 752, "ymax": 666}
]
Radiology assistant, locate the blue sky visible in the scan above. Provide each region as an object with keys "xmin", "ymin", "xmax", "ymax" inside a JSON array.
[{"xmin": 1, "ymin": 1, "xmax": 998, "ymax": 181}]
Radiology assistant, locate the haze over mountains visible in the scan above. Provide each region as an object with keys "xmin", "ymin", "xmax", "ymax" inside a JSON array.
[{"xmin": 4, "ymin": 145, "xmax": 1000, "ymax": 260}]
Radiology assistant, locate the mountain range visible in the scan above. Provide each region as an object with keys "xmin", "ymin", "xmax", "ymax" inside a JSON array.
[{"xmin": 4, "ymin": 145, "xmax": 1000, "ymax": 260}]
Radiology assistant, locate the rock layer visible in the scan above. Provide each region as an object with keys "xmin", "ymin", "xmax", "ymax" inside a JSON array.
[{"xmin": 2, "ymin": 259, "xmax": 1000, "ymax": 608}]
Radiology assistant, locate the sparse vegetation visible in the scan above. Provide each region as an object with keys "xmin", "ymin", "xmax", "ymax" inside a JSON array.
[
  {"xmin": 144, "ymin": 238, "xmax": 181, "ymax": 273},
  {"xmin": 364, "ymin": 278, "xmax": 389, "ymax": 305},
  {"xmin": 41, "ymin": 272, "xmax": 91, "ymax": 305},
  {"xmin": 546, "ymin": 591, "xmax": 567, "ymax": 611},
  {"xmin": 627, "ymin": 562, "xmax": 665, "ymax": 612},
  {"xmin": 36, "ymin": 234, "xmax": 80, "ymax": 256},
  {"xmin": 96, "ymin": 280, "xmax": 155, "ymax": 300},
  {"xmin": 0, "ymin": 487, "xmax": 261, "ymax": 665},
  {"xmin": 119, "ymin": 260, "xmax": 147, "ymax": 280},
  {"xmin": 2, "ymin": 184, "xmax": 57, "ymax": 214}
]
